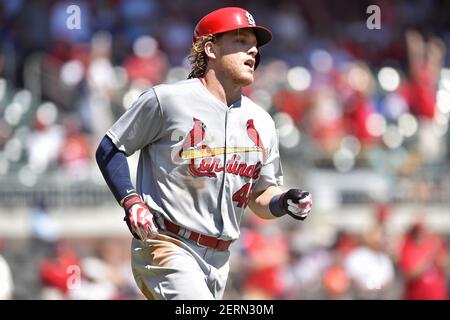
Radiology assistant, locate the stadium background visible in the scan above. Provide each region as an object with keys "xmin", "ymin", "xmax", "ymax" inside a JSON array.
[{"xmin": 0, "ymin": 0, "xmax": 449, "ymax": 299}]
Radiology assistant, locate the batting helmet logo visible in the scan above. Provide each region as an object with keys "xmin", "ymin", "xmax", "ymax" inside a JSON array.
[{"xmin": 245, "ymin": 11, "xmax": 256, "ymax": 26}]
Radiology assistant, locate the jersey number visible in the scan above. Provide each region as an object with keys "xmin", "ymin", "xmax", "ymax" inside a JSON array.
[{"xmin": 232, "ymin": 183, "xmax": 254, "ymax": 208}]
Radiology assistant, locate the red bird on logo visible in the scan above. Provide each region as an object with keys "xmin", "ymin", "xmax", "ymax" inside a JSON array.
[
  {"xmin": 178, "ymin": 118, "xmax": 216, "ymax": 177},
  {"xmin": 246, "ymin": 119, "xmax": 267, "ymax": 161},
  {"xmin": 179, "ymin": 117, "xmax": 206, "ymax": 157},
  {"xmin": 246, "ymin": 119, "xmax": 264, "ymax": 149}
]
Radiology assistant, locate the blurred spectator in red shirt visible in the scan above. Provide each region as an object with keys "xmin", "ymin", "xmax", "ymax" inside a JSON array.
[
  {"xmin": 398, "ymin": 219, "xmax": 449, "ymax": 300},
  {"xmin": 322, "ymin": 231, "xmax": 357, "ymax": 300},
  {"xmin": 123, "ymin": 36, "xmax": 168, "ymax": 85},
  {"xmin": 340, "ymin": 61, "xmax": 379, "ymax": 147},
  {"xmin": 322, "ymin": 257, "xmax": 350, "ymax": 300},
  {"xmin": 39, "ymin": 241, "xmax": 80, "ymax": 299},
  {"xmin": 272, "ymin": 90, "xmax": 309, "ymax": 125},
  {"xmin": 400, "ymin": 30, "xmax": 445, "ymax": 120}
]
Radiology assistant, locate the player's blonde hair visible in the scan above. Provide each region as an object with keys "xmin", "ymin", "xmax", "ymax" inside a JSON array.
[{"xmin": 187, "ymin": 34, "xmax": 218, "ymax": 79}]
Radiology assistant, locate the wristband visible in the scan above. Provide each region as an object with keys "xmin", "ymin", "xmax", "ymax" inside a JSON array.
[
  {"xmin": 121, "ymin": 193, "xmax": 140, "ymax": 209},
  {"xmin": 269, "ymin": 193, "xmax": 286, "ymax": 217}
]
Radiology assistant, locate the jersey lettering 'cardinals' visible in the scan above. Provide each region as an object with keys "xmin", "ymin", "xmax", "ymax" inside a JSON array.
[{"xmin": 246, "ymin": 119, "xmax": 267, "ymax": 160}]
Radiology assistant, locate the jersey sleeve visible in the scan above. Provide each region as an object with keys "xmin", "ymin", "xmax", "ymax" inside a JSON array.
[
  {"xmin": 106, "ymin": 88, "xmax": 164, "ymax": 156},
  {"xmin": 253, "ymin": 120, "xmax": 283, "ymax": 192}
]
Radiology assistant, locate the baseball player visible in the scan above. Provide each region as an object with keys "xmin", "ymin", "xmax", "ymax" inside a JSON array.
[{"xmin": 95, "ymin": 7, "xmax": 312, "ymax": 300}]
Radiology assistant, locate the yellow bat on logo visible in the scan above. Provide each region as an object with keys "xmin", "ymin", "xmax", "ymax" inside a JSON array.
[{"xmin": 180, "ymin": 147, "xmax": 263, "ymax": 160}]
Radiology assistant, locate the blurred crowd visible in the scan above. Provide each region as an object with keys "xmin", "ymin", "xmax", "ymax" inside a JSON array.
[
  {"xmin": 226, "ymin": 204, "xmax": 449, "ymax": 300},
  {"xmin": 1, "ymin": 0, "xmax": 450, "ymax": 299},
  {"xmin": 0, "ymin": 202, "xmax": 448, "ymax": 300},
  {"xmin": 1, "ymin": 0, "xmax": 450, "ymax": 193},
  {"xmin": 227, "ymin": 204, "xmax": 450, "ymax": 300}
]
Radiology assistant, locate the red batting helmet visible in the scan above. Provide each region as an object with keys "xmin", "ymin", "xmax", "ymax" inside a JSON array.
[{"xmin": 193, "ymin": 7, "xmax": 272, "ymax": 68}]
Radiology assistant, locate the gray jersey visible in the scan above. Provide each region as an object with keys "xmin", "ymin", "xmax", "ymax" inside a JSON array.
[{"xmin": 107, "ymin": 78, "xmax": 283, "ymax": 240}]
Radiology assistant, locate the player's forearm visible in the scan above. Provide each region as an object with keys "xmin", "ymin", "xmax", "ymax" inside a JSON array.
[
  {"xmin": 95, "ymin": 135, "xmax": 136, "ymax": 204},
  {"xmin": 248, "ymin": 186, "xmax": 284, "ymax": 219}
]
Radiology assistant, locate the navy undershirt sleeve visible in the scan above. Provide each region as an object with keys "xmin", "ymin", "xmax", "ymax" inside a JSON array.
[{"xmin": 95, "ymin": 135, "xmax": 136, "ymax": 204}]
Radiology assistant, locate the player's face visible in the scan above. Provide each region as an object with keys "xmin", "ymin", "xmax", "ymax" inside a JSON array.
[{"xmin": 214, "ymin": 29, "xmax": 258, "ymax": 87}]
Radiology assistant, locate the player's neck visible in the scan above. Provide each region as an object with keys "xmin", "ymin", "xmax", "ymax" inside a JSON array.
[{"xmin": 202, "ymin": 72, "xmax": 242, "ymax": 107}]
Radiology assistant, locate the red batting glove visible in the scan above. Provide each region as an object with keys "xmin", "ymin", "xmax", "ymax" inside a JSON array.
[{"xmin": 122, "ymin": 194, "xmax": 158, "ymax": 241}]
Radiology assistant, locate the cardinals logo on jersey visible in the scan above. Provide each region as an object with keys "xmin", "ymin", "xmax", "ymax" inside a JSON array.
[{"xmin": 174, "ymin": 117, "xmax": 266, "ymax": 179}]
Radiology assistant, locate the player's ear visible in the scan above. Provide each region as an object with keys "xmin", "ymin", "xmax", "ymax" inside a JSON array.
[{"xmin": 204, "ymin": 40, "xmax": 218, "ymax": 60}]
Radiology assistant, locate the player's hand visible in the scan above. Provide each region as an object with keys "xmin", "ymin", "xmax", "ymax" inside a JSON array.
[
  {"xmin": 122, "ymin": 194, "xmax": 158, "ymax": 241},
  {"xmin": 280, "ymin": 189, "xmax": 312, "ymax": 220}
]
